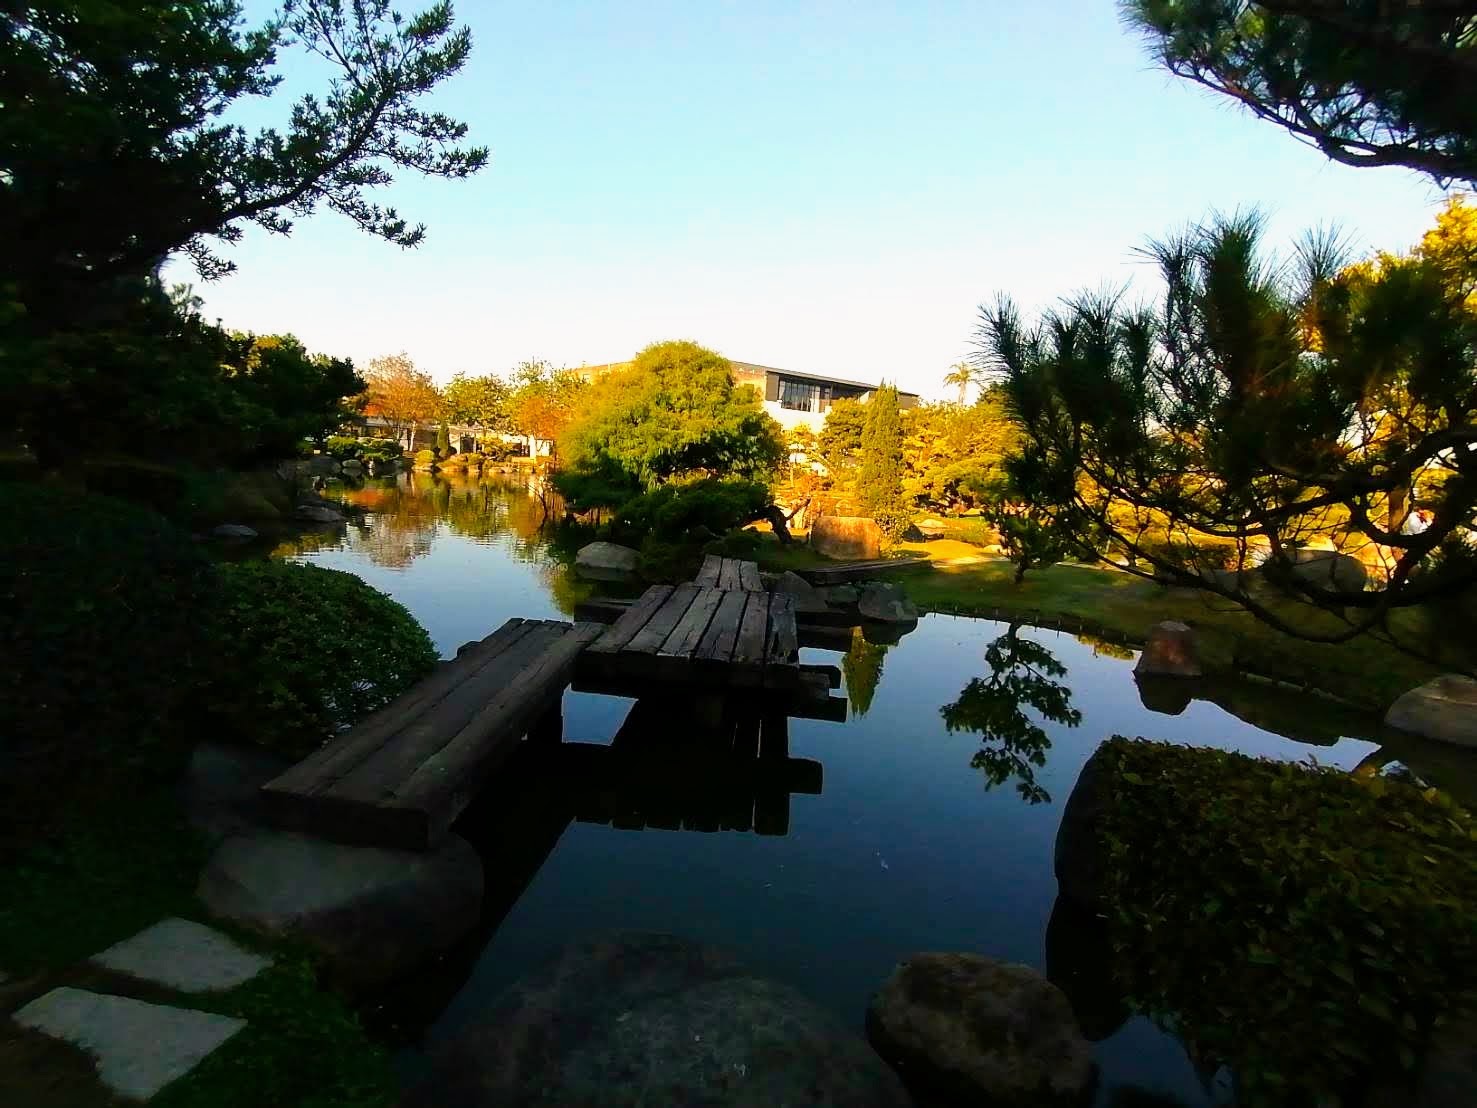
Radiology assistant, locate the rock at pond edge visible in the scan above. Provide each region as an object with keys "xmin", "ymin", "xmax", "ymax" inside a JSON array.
[
  {"xmin": 1385, "ymin": 675, "xmax": 1477, "ymax": 749},
  {"xmin": 402, "ymin": 932, "xmax": 910, "ymax": 1108},
  {"xmin": 866, "ymin": 952, "xmax": 1095, "ymax": 1107},
  {"xmin": 1133, "ymin": 620, "xmax": 1202, "ymax": 678},
  {"xmin": 197, "ymin": 830, "xmax": 483, "ymax": 992}
]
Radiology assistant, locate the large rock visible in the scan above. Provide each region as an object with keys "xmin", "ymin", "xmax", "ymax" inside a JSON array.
[
  {"xmin": 820, "ymin": 584, "xmax": 860, "ymax": 608},
  {"xmin": 1385, "ymin": 675, "xmax": 1477, "ymax": 749},
  {"xmin": 402, "ymin": 933, "xmax": 910, "ymax": 1108},
  {"xmin": 1132, "ymin": 620, "xmax": 1202, "ymax": 678},
  {"xmin": 1044, "ymin": 897, "xmax": 1129, "ymax": 1042},
  {"xmin": 339, "ymin": 458, "xmax": 364, "ymax": 472},
  {"xmin": 1273, "ymin": 548, "xmax": 1368, "ymax": 593},
  {"xmin": 197, "ymin": 831, "xmax": 483, "ymax": 991},
  {"xmin": 574, "ymin": 541, "xmax": 640, "ymax": 581},
  {"xmin": 301, "ymin": 455, "xmax": 341, "ymax": 477},
  {"xmin": 295, "ymin": 503, "xmax": 346, "ymax": 525},
  {"xmin": 1053, "ymin": 745, "xmax": 1114, "ymax": 910},
  {"xmin": 772, "ymin": 570, "xmax": 829, "ymax": 614},
  {"xmin": 811, "ymin": 515, "xmax": 885, "ymax": 560},
  {"xmin": 210, "ymin": 523, "xmax": 257, "ymax": 540},
  {"xmin": 866, "ymin": 952, "xmax": 1095, "ymax": 1106},
  {"xmin": 858, "ymin": 582, "xmax": 919, "ymax": 625}
]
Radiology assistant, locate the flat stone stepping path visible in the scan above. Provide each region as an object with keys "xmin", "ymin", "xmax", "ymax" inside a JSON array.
[
  {"xmin": 13, "ymin": 987, "xmax": 246, "ymax": 1100},
  {"xmin": 90, "ymin": 918, "xmax": 272, "ymax": 992}
]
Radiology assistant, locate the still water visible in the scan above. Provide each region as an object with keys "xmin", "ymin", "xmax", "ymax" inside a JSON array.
[{"xmin": 281, "ymin": 472, "xmax": 1399, "ymax": 1107}]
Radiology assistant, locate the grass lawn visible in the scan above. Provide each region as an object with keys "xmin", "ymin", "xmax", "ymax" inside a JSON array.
[{"xmin": 751, "ymin": 531, "xmax": 1449, "ymax": 711}]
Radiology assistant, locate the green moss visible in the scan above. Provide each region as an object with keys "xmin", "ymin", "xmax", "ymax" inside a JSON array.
[{"xmin": 1094, "ymin": 738, "xmax": 1477, "ymax": 1105}]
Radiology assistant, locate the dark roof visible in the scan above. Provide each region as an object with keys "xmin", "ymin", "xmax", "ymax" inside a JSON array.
[{"xmin": 729, "ymin": 361, "xmax": 919, "ymax": 398}]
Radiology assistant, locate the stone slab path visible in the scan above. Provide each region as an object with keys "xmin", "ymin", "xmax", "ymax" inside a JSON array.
[
  {"xmin": 9, "ymin": 918, "xmax": 274, "ymax": 1101},
  {"xmin": 14, "ymin": 987, "xmax": 246, "ymax": 1100},
  {"xmin": 90, "ymin": 918, "xmax": 272, "ymax": 993}
]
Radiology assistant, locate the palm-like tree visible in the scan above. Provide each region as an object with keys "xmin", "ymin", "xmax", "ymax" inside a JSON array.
[{"xmin": 942, "ymin": 361, "xmax": 976, "ymax": 404}]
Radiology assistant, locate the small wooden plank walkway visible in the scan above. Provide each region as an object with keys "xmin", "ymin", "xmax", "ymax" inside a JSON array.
[
  {"xmin": 260, "ymin": 617, "xmax": 601, "ymax": 850},
  {"xmin": 797, "ymin": 554, "xmax": 932, "ymax": 586},
  {"xmin": 579, "ymin": 558, "xmax": 803, "ymax": 690}
]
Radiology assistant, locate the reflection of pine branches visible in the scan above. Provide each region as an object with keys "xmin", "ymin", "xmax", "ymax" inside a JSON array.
[
  {"xmin": 842, "ymin": 627, "xmax": 888, "ymax": 716},
  {"xmin": 939, "ymin": 624, "xmax": 1082, "ymax": 803}
]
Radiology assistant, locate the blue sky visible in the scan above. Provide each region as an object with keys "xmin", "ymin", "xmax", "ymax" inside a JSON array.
[{"xmin": 182, "ymin": 0, "xmax": 1448, "ymax": 398}]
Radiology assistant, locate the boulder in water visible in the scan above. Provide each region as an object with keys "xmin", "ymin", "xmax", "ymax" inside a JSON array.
[{"xmin": 402, "ymin": 932, "xmax": 910, "ymax": 1108}]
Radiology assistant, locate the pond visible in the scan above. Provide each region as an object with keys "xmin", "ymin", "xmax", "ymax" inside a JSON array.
[{"xmin": 279, "ymin": 471, "xmax": 1416, "ymax": 1107}]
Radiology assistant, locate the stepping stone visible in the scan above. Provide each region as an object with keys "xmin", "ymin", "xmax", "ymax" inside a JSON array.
[
  {"xmin": 90, "ymin": 918, "xmax": 272, "ymax": 992},
  {"xmin": 13, "ymin": 987, "xmax": 246, "ymax": 1100}
]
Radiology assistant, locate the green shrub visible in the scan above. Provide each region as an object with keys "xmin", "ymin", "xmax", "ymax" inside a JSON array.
[
  {"xmin": 1094, "ymin": 737, "xmax": 1477, "ymax": 1105},
  {"xmin": 323, "ymin": 435, "xmax": 361, "ymax": 460},
  {"xmin": 610, "ymin": 478, "xmax": 771, "ymax": 546},
  {"xmin": 200, "ymin": 562, "xmax": 438, "ymax": 758},
  {"xmin": 702, "ymin": 528, "xmax": 763, "ymax": 560},
  {"xmin": 413, "ymin": 448, "xmax": 437, "ymax": 467},
  {"xmin": 437, "ymin": 452, "xmax": 468, "ymax": 469},
  {"xmin": 459, "ymin": 452, "xmax": 484, "ymax": 467},
  {"xmin": 0, "ymin": 481, "xmax": 216, "ymax": 831},
  {"xmin": 355, "ymin": 437, "xmax": 403, "ymax": 464}
]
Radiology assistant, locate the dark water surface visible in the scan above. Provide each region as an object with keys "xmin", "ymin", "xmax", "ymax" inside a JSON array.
[{"xmin": 281, "ymin": 473, "xmax": 1403, "ymax": 1107}]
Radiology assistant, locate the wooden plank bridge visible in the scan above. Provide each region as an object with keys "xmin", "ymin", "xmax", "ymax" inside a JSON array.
[{"xmin": 259, "ymin": 556, "xmax": 845, "ymax": 851}]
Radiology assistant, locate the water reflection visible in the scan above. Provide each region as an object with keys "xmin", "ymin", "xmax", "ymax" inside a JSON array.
[
  {"xmin": 940, "ymin": 624, "xmax": 1082, "ymax": 803},
  {"xmin": 841, "ymin": 627, "xmax": 888, "ymax": 716}
]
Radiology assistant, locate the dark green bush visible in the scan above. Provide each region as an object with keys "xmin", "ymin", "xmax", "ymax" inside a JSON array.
[
  {"xmin": 0, "ymin": 481, "xmax": 216, "ymax": 832},
  {"xmin": 200, "ymin": 562, "xmax": 438, "ymax": 758},
  {"xmin": 323, "ymin": 435, "xmax": 361, "ymax": 460},
  {"xmin": 355, "ymin": 437, "xmax": 403, "ymax": 464},
  {"xmin": 1094, "ymin": 737, "xmax": 1477, "ymax": 1105},
  {"xmin": 609, "ymin": 477, "xmax": 770, "ymax": 547}
]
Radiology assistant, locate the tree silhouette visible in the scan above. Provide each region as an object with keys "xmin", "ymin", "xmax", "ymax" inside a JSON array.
[{"xmin": 939, "ymin": 624, "xmax": 1082, "ymax": 803}]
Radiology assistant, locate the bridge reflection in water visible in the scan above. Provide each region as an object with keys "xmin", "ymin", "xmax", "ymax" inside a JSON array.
[{"xmin": 369, "ymin": 689, "xmax": 824, "ymax": 1041}]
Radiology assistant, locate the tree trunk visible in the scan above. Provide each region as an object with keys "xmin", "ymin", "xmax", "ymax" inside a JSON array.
[{"xmin": 763, "ymin": 506, "xmax": 794, "ymax": 545}]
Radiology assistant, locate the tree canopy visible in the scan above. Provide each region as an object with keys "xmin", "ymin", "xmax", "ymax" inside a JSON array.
[
  {"xmin": 1124, "ymin": 1, "xmax": 1477, "ymax": 187},
  {"xmin": 3, "ymin": 0, "xmax": 486, "ymax": 305},
  {"xmin": 442, "ymin": 372, "xmax": 511, "ymax": 433},
  {"xmin": 555, "ymin": 341, "xmax": 785, "ymax": 507},
  {"xmin": 362, "ymin": 353, "xmax": 440, "ymax": 442},
  {"xmin": 976, "ymin": 205, "xmax": 1477, "ymax": 643}
]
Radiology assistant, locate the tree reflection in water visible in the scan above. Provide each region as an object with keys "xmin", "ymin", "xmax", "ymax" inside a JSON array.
[{"xmin": 939, "ymin": 623, "xmax": 1081, "ymax": 803}]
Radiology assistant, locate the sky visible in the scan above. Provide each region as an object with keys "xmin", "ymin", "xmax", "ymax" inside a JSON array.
[{"xmin": 179, "ymin": 0, "xmax": 1450, "ymax": 399}]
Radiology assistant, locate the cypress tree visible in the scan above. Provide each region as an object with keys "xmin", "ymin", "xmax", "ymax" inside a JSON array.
[
  {"xmin": 436, "ymin": 422, "xmax": 453, "ymax": 458},
  {"xmin": 857, "ymin": 384, "xmax": 910, "ymax": 538}
]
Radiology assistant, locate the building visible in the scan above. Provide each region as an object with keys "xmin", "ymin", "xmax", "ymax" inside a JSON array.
[{"xmin": 577, "ymin": 359, "xmax": 918, "ymax": 431}]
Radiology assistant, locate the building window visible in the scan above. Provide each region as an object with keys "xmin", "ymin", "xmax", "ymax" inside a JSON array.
[{"xmin": 778, "ymin": 377, "xmax": 821, "ymax": 412}]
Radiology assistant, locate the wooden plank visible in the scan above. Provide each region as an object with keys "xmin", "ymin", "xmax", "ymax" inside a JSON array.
[
  {"xmin": 737, "ymin": 561, "xmax": 764, "ymax": 593},
  {"xmin": 587, "ymin": 585, "xmax": 673, "ymax": 654},
  {"xmin": 331, "ymin": 621, "xmax": 569, "ymax": 802},
  {"xmin": 695, "ymin": 590, "xmax": 748, "ymax": 664},
  {"xmin": 797, "ymin": 624, "xmax": 855, "ymax": 651},
  {"xmin": 717, "ymin": 558, "xmax": 740, "ymax": 591},
  {"xmin": 389, "ymin": 622, "xmax": 603, "ymax": 841},
  {"xmin": 262, "ymin": 618, "xmax": 540, "ymax": 796},
  {"xmin": 658, "ymin": 586, "xmax": 725, "ymax": 658},
  {"xmin": 694, "ymin": 554, "xmax": 724, "ymax": 588},
  {"xmin": 573, "ymin": 597, "xmax": 631, "ymax": 624},
  {"xmin": 765, "ymin": 592, "xmax": 798, "ymax": 665},
  {"xmin": 626, "ymin": 583, "xmax": 700, "ymax": 653},
  {"xmin": 799, "ymin": 662, "xmax": 843, "ymax": 689},
  {"xmin": 732, "ymin": 590, "xmax": 770, "ymax": 672}
]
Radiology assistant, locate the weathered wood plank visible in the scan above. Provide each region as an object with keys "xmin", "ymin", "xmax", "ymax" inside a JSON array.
[
  {"xmin": 731, "ymin": 590, "xmax": 770, "ymax": 671},
  {"xmin": 695, "ymin": 590, "xmax": 748, "ymax": 663},
  {"xmin": 332, "ymin": 621, "xmax": 570, "ymax": 802},
  {"xmin": 797, "ymin": 555, "xmax": 932, "ymax": 586},
  {"xmin": 388, "ymin": 622, "xmax": 603, "ymax": 842},
  {"xmin": 717, "ymin": 558, "xmax": 740, "ymax": 591},
  {"xmin": 799, "ymin": 662, "xmax": 843, "ymax": 689},
  {"xmin": 764, "ymin": 592, "xmax": 798, "ymax": 665},
  {"xmin": 573, "ymin": 597, "xmax": 630, "ymax": 624},
  {"xmin": 262, "ymin": 618, "xmax": 540, "ymax": 796},
  {"xmin": 587, "ymin": 585, "xmax": 673, "ymax": 654},
  {"xmin": 658, "ymin": 586, "xmax": 725, "ymax": 658},
  {"xmin": 626, "ymin": 583, "xmax": 700, "ymax": 654},
  {"xmin": 737, "ymin": 561, "xmax": 764, "ymax": 593},
  {"xmin": 694, "ymin": 554, "xmax": 724, "ymax": 588}
]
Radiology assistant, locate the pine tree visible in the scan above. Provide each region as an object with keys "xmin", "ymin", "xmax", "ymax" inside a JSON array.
[
  {"xmin": 857, "ymin": 384, "xmax": 911, "ymax": 539},
  {"xmin": 436, "ymin": 422, "xmax": 453, "ymax": 458}
]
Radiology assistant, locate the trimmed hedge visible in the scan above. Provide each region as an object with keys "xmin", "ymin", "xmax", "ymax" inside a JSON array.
[
  {"xmin": 1093, "ymin": 737, "xmax": 1477, "ymax": 1105},
  {"xmin": 200, "ymin": 561, "xmax": 438, "ymax": 758}
]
